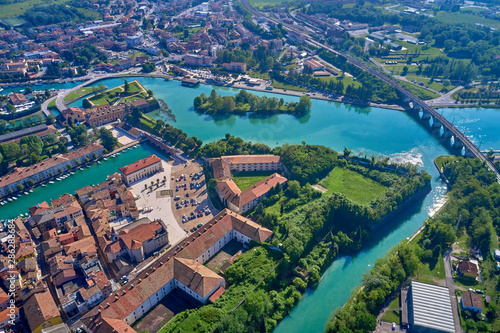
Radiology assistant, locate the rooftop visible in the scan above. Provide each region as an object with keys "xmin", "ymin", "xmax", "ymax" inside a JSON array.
[
  {"xmin": 119, "ymin": 154, "xmax": 161, "ymax": 176},
  {"xmin": 410, "ymin": 281, "xmax": 455, "ymax": 333}
]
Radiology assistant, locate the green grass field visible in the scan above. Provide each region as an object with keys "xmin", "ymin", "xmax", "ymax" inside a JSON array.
[
  {"xmin": 320, "ymin": 167, "xmax": 387, "ymax": 205},
  {"xmin": 0, "ymin": 0, "xmax": 68, "ymax": 19},
  {"xmin": 435, "ymin": 155, "xmax": 462, "ymax": 170},
  {"xmin": 87, "ymin": 81, "xmax": 146, "ymax": 106},
  {"xmin": 232, "ymin": 171, "xmax": 276, "ymax": 191},
  {"xmin": 381, "ymin": 310, "xmax": 400, "ymax": 324},
  {"xmin": 271, "ymin": 80, "xmax": 308, "ymax": 92},
  {"xmin": 320, "ymin": 75, "xmax": 362, "ymax": 93},
  {"xmin": 435, "ymin": 11, "xmax": 500, "ymax": 30},
  {"xmin": 248, "ymin": 0, "xmax": 282, "ymax": 8},
  {"xmin": 64, "ymin": 87, "xmax": 95, "ymax": 102},
  {"xmin": 398, "ymin": 80, "xmax": 439, "ymax": 100}
]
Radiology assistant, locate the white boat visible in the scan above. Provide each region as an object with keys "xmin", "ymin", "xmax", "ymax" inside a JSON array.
[
  {"xmin": 24, "ymin": 192, "xmax": 28, "ymax": 195},
  {"xmin": 1, "ymin": 202, "xmax": 4, "ymax": 206},
  {"xmin": 111, "ymin": 154, "xmax": 116, "ymax": 158},
  {"xmin": 29, "ymin": 189, "xmax": 33, "ymax": 193},
  {"xmin": 134, "ymin": 145, "xmax": 138, "ymax": 148},
  {"xmin": 70, "ymin": 172, "xmax": 75, "ymax": 175},
  {"xmin": 56, "ymin": 178, "xmax": 61, "ymax": 181},
  {"xmin": 7, "ymin": 198, "xmax": 12, "ymax": 202},
  {"xmin": 97, "ymin": 161, "xmax": 101, "ymax": 164},
  {"xmin": 80, "ymin": 168, "xmax": 84, "ymax": 171},
  {"xmin": 103, "ymin": 158, "xmax": 108, "ymax": 161},
  {"xmin": 12, "ymin": 197, "xmax": 17, "ymax": 200},
  {"xmin": 49, "ymin": 181, "xmax": 54, "ymax": 184},
  {"xmin": 42, "ymin": 184, "xmax": 46, "ymax": 187}
]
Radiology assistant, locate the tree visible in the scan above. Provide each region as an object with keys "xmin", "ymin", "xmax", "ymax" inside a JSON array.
[
  {"xmin": 147, "ymin": 89, "xmax": 153, "ymax": 97},
  {"xmin": 6, "ymin": 104, "xmax": 15, "ymax": 114},
  {"xmin": 124, "ymin": 80, "xmax": 130, "ymax": 92},
  {"xmin": 287, "ymin": 180, "xmax": 301, "ymax": 198},
  {"xmin": 99, "ymin": 128, "xmax": 118, "ymax": 151},
  {"xmin": 97, "ymin": 82, "xmax": 107, "ymax": 94},
  {"xmin": 296, "ymin": 95, "xmax": 312, "ymax": 114},
  {"xmin": 28, "ymin": 179, "xmax": 35, "ymax": 187},
  {"xmin": 355, "ymin": 313, "xmax": 377, "ymax": 332},
  {"xmin": 16, "ymin": 183, "xmax": 24, "ymax": 192}
]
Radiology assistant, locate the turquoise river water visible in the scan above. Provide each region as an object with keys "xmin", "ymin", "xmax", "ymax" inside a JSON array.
[{"xmin": 4, "ymin": 77, "xmax": 500, "ymax": 332}]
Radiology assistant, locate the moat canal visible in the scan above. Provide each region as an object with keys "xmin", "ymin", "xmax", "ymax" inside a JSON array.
[{"xmin": 5, "ymin": 77, "xmax": 500, "ymax": 332}]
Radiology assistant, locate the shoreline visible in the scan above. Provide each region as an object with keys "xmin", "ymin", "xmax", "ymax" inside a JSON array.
[{"xmin": 14, "ymin": 72, "xmax": 500, "ymax": 114}]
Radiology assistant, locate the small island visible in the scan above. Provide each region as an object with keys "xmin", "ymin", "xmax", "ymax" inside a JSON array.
[{"xmin": 193, "ymin": 89, "xmax": 312, "ymax": 116}]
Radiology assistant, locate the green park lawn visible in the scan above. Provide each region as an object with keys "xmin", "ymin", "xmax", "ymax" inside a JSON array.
[
  {"xmin": 381, "ymin": 310, "xmax": 400, "ymax": 324},
  {"xmin": 320, "ymin": 75, "xmax": 362, "ymax": 93},
  {"xmin": 271, "ymin": 80, "xmax": 308, "ymax": 92},
  {"xmin": 435, "ymin": 155, "xmax": 462, "ymax": 170},
  {"xmin": 64, "ymin": 87, "xmax": 95, "ymax": 102},
  {"xmin": 320, "ymin": 168, "xmax": 387, "ymax": 205},
  {"xmin": 232, "ymin": 171, "xmax": 276, "ymax": 191},
  {"xmin": 87, "ymin": 80, "xmax": 148, "ymax": 106}
]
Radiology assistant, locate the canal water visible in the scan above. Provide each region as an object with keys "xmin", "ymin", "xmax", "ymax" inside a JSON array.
[
  {"xmin": 1, "ymin": 81, "xmax": 84, "ymax": 95},
  {"xmin": 0, "ymin": 144, "xmax": 168, "ymax": 220},
  {"xmin": 6, "ymin": 76, "xmax": 500, "ymax": 332}
]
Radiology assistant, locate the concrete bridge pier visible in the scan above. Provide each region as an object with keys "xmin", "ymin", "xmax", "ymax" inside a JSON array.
[
  {"xmin": 421, "ymin": 109, "xmax": 432, "ymax": 120},
  {"xmin": 442, "ymin": 127, "xmax": 453, "ymax": 138},
  {"xmin": 465, "ymin": 147, "xmax": 475, "ymax": 158},
  {"xmin": 431, "ymin": 116, "xmax": 442, "ymax": 129},
  {"xmin": 412, "ymin": 103, "xmax": 421, "ymax": 111},
  {"xmin": 452, "ymin": 137, "xmax": 464, "ymax": 150}
]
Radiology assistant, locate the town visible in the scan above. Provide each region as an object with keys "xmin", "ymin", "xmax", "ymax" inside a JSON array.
[{"xmin": 0, "ymin": 0, "xmax": 500, "ymax": 332}]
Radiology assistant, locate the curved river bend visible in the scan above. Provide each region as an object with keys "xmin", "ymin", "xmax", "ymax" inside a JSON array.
[{"xmin": 6, "ymin": 77, "xmax": 500, "ymax": 333}]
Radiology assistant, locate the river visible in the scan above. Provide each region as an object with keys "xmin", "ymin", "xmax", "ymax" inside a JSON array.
[{"xmin": 6, "ymin": 77, "xmax": 500, "ymax": 332}]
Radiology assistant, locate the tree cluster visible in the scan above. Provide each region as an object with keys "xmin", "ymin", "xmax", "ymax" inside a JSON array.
[{"xmin": 194, "ymin": 89, "xmax": 311, "ymax": 116}]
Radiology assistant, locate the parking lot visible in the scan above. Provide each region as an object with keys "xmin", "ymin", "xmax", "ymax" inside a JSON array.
[{"xmin": 170, "ymin": 160, "xmax": 218, "ymax": 234}]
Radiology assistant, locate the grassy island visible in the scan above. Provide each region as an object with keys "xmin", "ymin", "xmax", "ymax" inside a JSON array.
[{"xmin": 193, "ymin": 89, "xmax": 312, "ymax": 116}]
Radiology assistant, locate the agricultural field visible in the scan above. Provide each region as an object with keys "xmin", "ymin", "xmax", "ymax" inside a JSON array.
[
  {"xmin": 232, "ymin": 171, "xmax": 276, "ymax": 191},
  {"xmin": 320, "ymin": 167, "xmax": 387, "ymax": 205}
]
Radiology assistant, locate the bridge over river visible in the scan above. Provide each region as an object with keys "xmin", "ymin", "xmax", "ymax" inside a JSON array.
[
  {"xmin": 240, "ymin": 0, "xmax": 499, "ymax": 181},
  {"xmin": 309, "ymin": 39, "xmax": 500, "ymax": 181}
]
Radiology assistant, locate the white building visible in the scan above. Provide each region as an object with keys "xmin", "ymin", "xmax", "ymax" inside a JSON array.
[
  {"xmin": 119, "ymin": 155, "xmax": 162, "ymax": 186},
  {"xmin": 126, "ymin": 32, "xmax": 143, "ymax": 48}
]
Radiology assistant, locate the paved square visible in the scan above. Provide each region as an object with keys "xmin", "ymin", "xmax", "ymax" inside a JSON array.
[
  {"xmin": 111, "ymin": 127, "xmax": 136, "ymax": 145},
  {"xmin": 128, "ymin": 160, "xmax": 187, "ymax": 246}
]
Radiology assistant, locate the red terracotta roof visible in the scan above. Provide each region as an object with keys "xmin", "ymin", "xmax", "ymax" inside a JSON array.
[
  {"xmin": 119, "ymin": 221, "xmax": 164, "ymax": 251},
  {"xmin": 119, "ymin": 155, "xmax": 161, "ymax": 175},
  {"xmin": 208, "ymin": 154, "xmax": 280, "ymax": 165},
  {"xmin": 462, "ymin": 291, "xmax": 483, "ymax": 310},
  {"xmin": 208, "ymin": 286, "xmax": 225, "ymax": 303},
  {"xmin": 23, "ymin": 290, "xmax": 60, "ymax": 331},
  {"xmin": 458, "ymin": 261, "xmax": 478, "ymax": 276}
]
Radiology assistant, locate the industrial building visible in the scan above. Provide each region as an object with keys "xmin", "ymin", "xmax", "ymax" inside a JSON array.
[{"xmin": 403, "ymin": 280, "xmax": 455, "ymax": 333}]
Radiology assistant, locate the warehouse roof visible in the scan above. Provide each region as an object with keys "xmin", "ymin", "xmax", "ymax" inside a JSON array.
[{"xmin": 410, "ymin": 281, "xmax": 455, "ymax": 333}]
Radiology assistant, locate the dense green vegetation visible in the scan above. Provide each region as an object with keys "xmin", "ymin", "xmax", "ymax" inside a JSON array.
[
  {"xmin": 193, "ymin": 89, "xmax": 312, "ymax": 116},
  {"xmin": 327, "ymin": 157, "xmax": 500, "ymax": 332},
  {"xmin": 23, "ymin": 4, "xmax": 97, "ymax": 26},
  {"xmin": 0, "ymin": 133, "xmax": 67, "ymax": 176},
  {"xmin": 198, "ymin": 134, "xmax": 272, "ymax": 158},
  {"xmin": 126, "ymin": 108, "xmax": 202, "ymax": 156}
]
